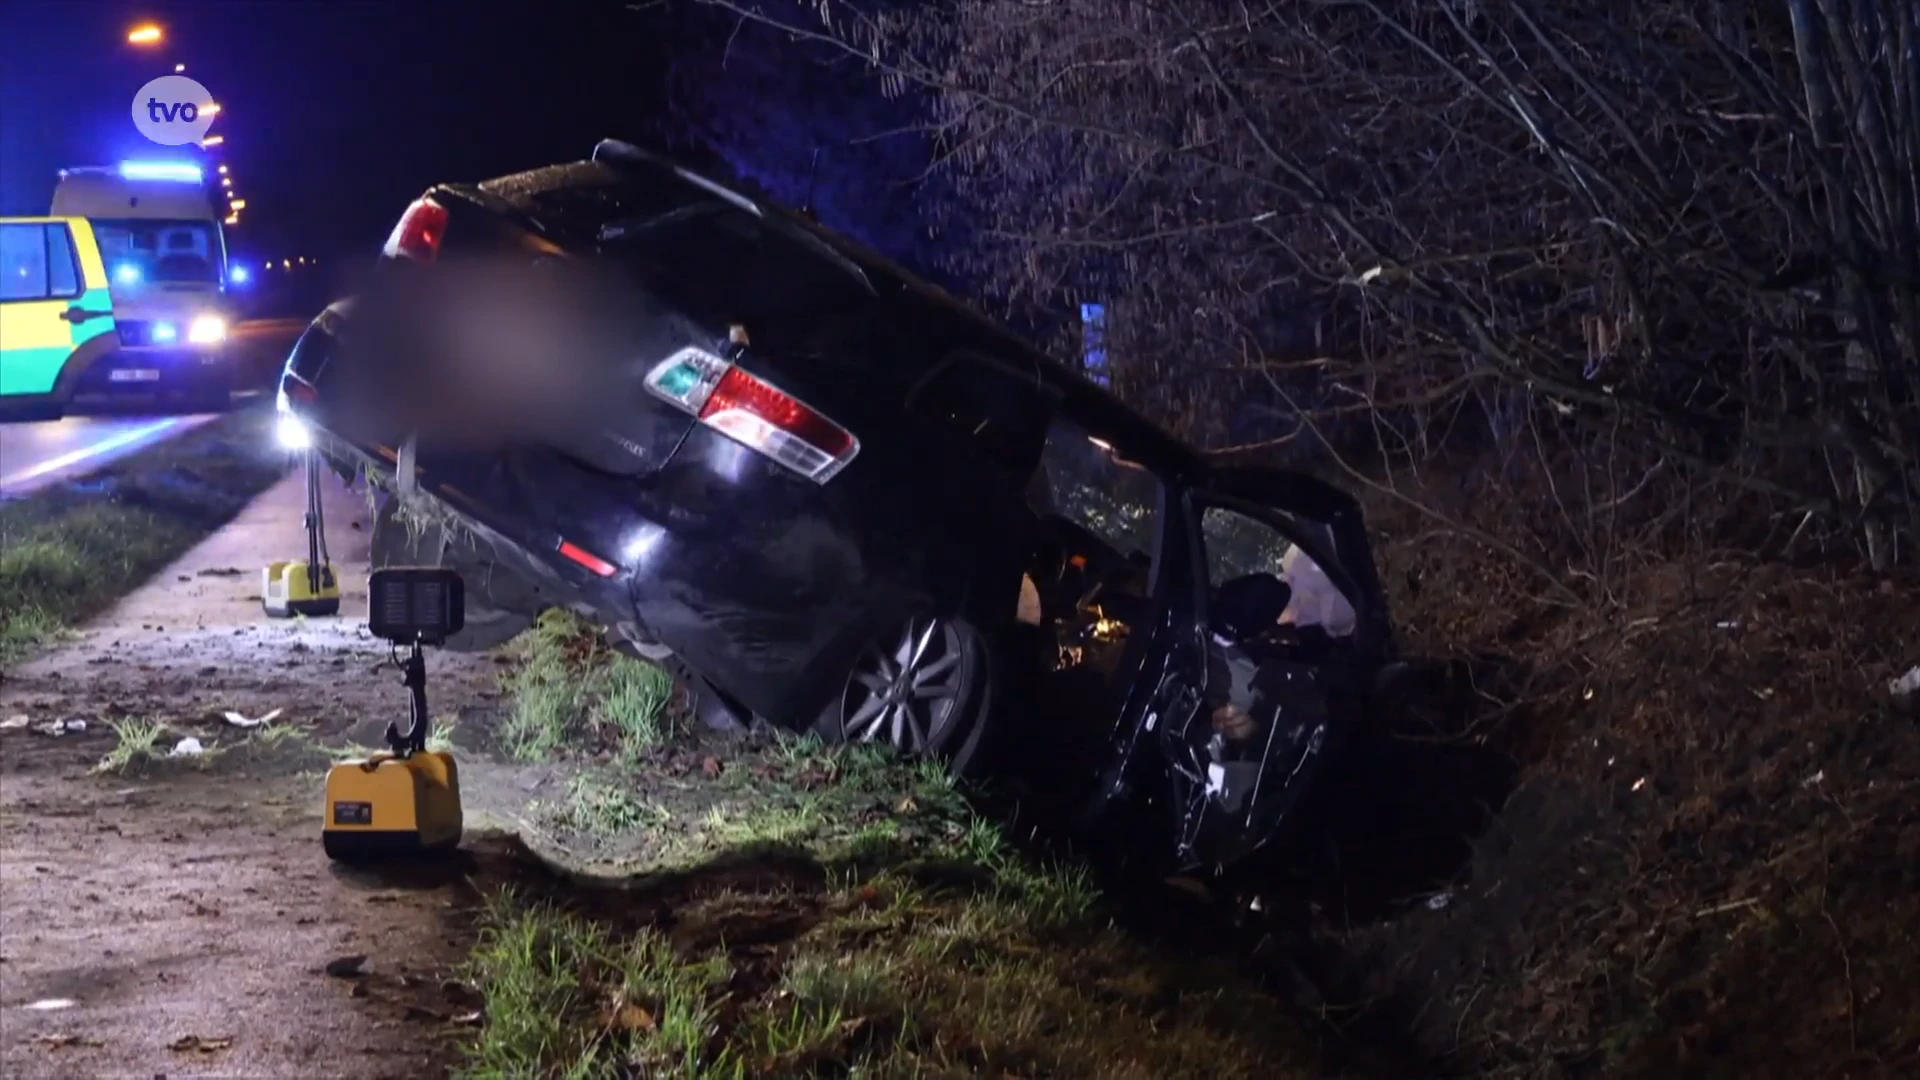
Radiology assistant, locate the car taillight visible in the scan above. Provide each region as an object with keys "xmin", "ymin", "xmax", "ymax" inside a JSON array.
[
  {"xmin": 644, "ymin": 347, "xmax": 859, "ymax": 483},
  {"xmin": 382, "ymin": 197, "xmax": 449, "ymax": 261}
]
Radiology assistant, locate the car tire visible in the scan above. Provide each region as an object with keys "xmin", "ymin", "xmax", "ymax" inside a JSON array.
[
  {"xmin": 369, "ymin": 496, "xmax": 537, "ymax": 652},
  {"xmin": 811, "ymin": 611, "xmax": 1002, "ymax": 777}
]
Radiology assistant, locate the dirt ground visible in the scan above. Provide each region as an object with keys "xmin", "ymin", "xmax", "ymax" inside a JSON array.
[{"xmin": 0, "ymin": 470, "xmax": 515, "ymax": 1079}]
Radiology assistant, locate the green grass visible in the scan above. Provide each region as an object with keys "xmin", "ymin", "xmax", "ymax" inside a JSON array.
[
  {"xmin": 91, "ymin": 717, "xmax": 170, "ymax": 775},
  {"xmin": 601, "ymin": 655, "xmax": 676, "ymax": 759},
  {"xmin": 547, "ymin": 773, "xmax": 672, "ymax": 838},
  {"xmin": 459, "ymin": 734, "xmax": 1314, "ymax": 1078},
  {"xmin": 0, "ymin": 506, "xmax": 196, "ymax": 664},
  {"xmin": 0, "ymin": 409, "xmax": 284, "ymax": 666},
  {"xmin": 501, "ymin": 610, "xmax": 677, "ymax": 762}
]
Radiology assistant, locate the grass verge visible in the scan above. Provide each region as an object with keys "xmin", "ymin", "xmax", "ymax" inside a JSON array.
[
  {"xmin": 0, "ymin": 407, "xmax": 285, "ymax": 665},
  {"xmin": 500, "ymin": 609, "xmax": 679, "ymax": 763},
  {"xmin": 463, "ymin": 735, "xmax": 1320, "ymax": 1079}
]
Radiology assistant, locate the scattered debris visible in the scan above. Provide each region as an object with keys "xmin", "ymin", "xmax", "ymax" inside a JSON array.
[
  {"xmin": 222, "ymin": 707, "xmax": 284, "ymax": 729},
  {"xmin": 24, "ymin": 998, "xmax": 75, "ymax": 1011},
  {"xmin": 196, "ymin": 567, "xmax": 245, "ymax": 578},
  {"xmin": 168, "ymin": 737, "xmax": 206, "ymax": 758},
  {"xmin": 30, "ymin": 1033, "xmax": 104, "ymax": 1049},
  {"xmin": 168, "ymin": 1034, "xmax": 233, "ymax": 1053},
  {"xmin": 0, "ymin": 714, "xmax": 29, "ymax": 731},
  {"xmin": 1425, "ymin": 890, "xmax": 1454, "ymax": 911},
  {"xmin": 1892, "ymin": 665, "xmax": 1920, "ymax": 700},
  {"xmin": 30, "ymin": 718, "xmax": 88, "ymax": 737},
  {"xmin": 325, "ymin": 954, "xmax": 369, "ymax": 978}
]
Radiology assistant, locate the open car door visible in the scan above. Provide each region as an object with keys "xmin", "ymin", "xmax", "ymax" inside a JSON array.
[{"xmin": 1159, "ymin": 464, "xmax": 1393, "ymax": 870}]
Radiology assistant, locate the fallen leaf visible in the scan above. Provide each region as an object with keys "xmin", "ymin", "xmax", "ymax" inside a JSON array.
[
  {"xmin": 613, "ymin": 1003, "xmax": 656, "ymax": 1033},
  {"xmin": 324, "ymin": 954, "xmax": 368, "ymax": 978},
  {"xmin": 702, "ymin": 756, "xmax": 724, "ymax": 779},
  {"xmin": 895, "ymin": 795, "xmax": 918, "ymax": 814},
  {"xmin": 31, "ymin": 1033, "xmax": 104, "ymax": 1049},
  {"xmin": 168, "ymin": 1034, "xmax": 234, "ymax": 1053}
]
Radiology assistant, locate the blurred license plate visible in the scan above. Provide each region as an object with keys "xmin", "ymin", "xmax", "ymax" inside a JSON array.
[{"xmin": 109, "ymin": 369, "xmax": 161, "ymax": 383}]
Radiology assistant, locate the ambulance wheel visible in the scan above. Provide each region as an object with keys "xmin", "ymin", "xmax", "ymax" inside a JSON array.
[
  {"xmin": 0, "ymin": 399, "xmax": 62, "ymax": 422},
  {"xmin": 371, "ymin": 497, "xmax": 536, "ymax": 651}
]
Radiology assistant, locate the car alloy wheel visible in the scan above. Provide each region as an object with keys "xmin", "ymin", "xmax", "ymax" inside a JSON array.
[
  {"xmin": 840, "ymin": 614, "xmax": 970, "ymax": 754},
  {"xmin": 814, "ymin": 610, "xmax": 1005, "ymax": 775}
]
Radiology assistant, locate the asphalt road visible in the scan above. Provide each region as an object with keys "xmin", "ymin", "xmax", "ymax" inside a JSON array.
[{"xmin": 0, "ymin": 318, "xmax": 306, "ymax": 498}]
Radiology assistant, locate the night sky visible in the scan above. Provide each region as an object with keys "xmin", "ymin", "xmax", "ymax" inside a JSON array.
[{"xmin": 1, "ymin": 1, "xmax": 678, "ymax": 268}]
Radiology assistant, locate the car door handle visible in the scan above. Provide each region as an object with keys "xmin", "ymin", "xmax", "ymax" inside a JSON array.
[{"xmin": 60, "ymin": 306, "xmax": 110, "ymax": 324}]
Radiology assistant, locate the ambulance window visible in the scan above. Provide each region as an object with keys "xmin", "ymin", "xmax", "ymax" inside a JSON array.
[
  {"xmin": 46, "ymin": 226, "xmax": 80, "ymax": 298},
  {"xmin": 0, "ymin": 224, "xmax": 50, "ymax": 302}
]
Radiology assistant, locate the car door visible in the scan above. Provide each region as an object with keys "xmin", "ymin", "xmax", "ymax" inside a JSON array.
[
  {"xmin": 1157, "ymin": 467, "xmax": 1391, "ymax": 870},
  {"xmin": 1032, "ymin": 422, "xmax": 1212, "ymax": 851},
  {"xmin": 0, "ymin": 219, "xmax": 116, "ymax": 401}
]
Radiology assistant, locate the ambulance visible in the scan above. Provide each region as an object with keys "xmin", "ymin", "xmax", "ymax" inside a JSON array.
[{"xmin": 0, "ymin": 162, "xmax": 235, "ymax": 418}]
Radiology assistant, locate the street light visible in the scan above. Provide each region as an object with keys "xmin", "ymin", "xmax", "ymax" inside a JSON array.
[{"xmin": 127, "ymin": 24, "xmax": 163, "ymax": 45}]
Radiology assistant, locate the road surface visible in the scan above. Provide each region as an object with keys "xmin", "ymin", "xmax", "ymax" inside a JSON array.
[{"xmin": 0, "ymin": 318, "xmax": 305, "ymax": 498}]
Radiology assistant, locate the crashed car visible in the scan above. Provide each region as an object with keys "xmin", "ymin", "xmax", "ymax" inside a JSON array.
[{"xmin": 277, "ymin": 139, "xmax": 1401, "ymax": 870}]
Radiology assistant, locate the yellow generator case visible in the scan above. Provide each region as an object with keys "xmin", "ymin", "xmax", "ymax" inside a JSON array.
[
  {"xmin": 322, "ymin": 751, "xmax": 462, "ymax": 861},
  {"xmin": 263, "ymin": 560, "xmax": 340, "ymax": 618}
]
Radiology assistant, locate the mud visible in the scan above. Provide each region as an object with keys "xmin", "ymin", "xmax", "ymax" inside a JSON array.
[{"xmin": 0, "ymin": 471, "xmax": 510, "ymax": 1078}]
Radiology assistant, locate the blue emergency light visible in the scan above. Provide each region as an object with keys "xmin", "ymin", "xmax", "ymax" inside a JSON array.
[{"xmin": 119, "ymin": 161, "xmax": 204, "ymax": 183}]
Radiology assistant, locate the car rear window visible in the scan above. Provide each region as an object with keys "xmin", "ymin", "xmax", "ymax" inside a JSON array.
[
  {"xmin": 511, "ymin": 173, "xmax": 698, "ymax": 242},
  {"xmin": 600, "ymin": 204, "xmax": 874, "ymax": 328}
]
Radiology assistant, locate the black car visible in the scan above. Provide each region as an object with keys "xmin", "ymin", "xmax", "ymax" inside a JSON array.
[{"xmin": 278, "ymin": 140, "xmax": 1401, "ymax": 870}]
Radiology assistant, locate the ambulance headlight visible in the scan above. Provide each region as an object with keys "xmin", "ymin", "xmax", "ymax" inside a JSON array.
[{"xmin": 187, "ymin": 314, "xmax": 228, "ymax": 344}]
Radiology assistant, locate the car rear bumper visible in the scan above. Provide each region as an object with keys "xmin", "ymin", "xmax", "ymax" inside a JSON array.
[{"xmin": 292, "ymin": 412, "xmax": 929, "ymax": 728}]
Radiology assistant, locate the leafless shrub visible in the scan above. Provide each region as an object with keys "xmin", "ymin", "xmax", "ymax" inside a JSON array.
[{"xmin": 695, "ymin": 0, "xmax": 1918, "ymax": 573}]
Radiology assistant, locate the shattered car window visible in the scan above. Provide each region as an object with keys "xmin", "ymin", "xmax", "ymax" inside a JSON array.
[{"xmin": 1201, "ymin": 505, "xmax": 1356, "ymax": 638}]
